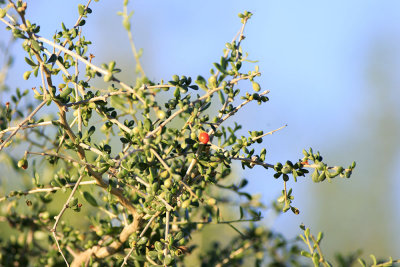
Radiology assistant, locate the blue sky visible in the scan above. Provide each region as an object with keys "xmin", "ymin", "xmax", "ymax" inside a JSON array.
[{"xmin": 1, "ymin": 0, "xmax": 400, "ymax": 260}]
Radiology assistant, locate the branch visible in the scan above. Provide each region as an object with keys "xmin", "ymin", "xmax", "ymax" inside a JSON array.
[
  {"xmin": 129, "ymin": 175, "xmax": 173, "ymax": 211},
  {"xmin": 0, "ymin": 100, "xmax": 47, "ymax": 151},
  {"xmin": 171, "ymin": 217, "xmax": 262, "ymax": 226},
  {"xmin": 121, "ymin": 212, "xmax": 160, "ymax": 266},
  {"xmin": 0, "ymin": 120, "xmax": 55, "ymax": 135},
  {"xmin": 50, "ymin": 174, "xmax": 86, "ymax": 267},
  {"xmin": 151, "ymin": 148, "xmax": 198, "ymax": 200},
  {"xmin": 0, "ymin": 180, "xmax": 97, "ymax": 203},
  {"xmin": 65, "ymin": 84, "xmax": 173, "ymax": 107},
  {"xmin": 37, "ymin": 36, "xmax": 108, "ymax": 76},
  {"xmin": 145, "ymin": 73, "xmax": 260, "ymax": 139},
  {"xmin": 122, "ymin": 2, "xmax": 145, "ymax": 77},
  {"xmin": 217, "ymin": 89, "xmax": 269, "ymax": 127},
  {"xmin": 209, "ymin": 143, "xmax": 274, "ymax": 169},
  {"xmin": 251, "ymin": 124, "xmax": 287, "ymax": 142},
  {"xmin": 71, "ymin": 214, "xmax": 143, "ymax": 267},
  {"xmin": 215, "ymin": 241, "xmax": 252, "ymax": 267}
]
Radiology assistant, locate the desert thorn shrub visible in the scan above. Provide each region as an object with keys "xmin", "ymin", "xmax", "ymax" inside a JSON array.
[{"xmin": 0, "ymin": 1, "xmax": 396, "ymax": 266}]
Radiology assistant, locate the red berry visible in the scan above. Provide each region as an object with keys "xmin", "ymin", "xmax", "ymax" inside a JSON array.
[{"xmin": 198, "ymin": 132, "xmax": 209, "ymax": 144}]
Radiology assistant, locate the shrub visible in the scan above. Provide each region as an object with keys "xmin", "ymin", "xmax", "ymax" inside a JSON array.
[{"xmin": 0, "ymin": 1, "xmax": 395, "ymax": 266}]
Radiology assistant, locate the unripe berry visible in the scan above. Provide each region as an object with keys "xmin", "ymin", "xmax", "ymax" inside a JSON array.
[{"xmin": 18, "ymin": 158, "xmax": 28, "ymax": 169}]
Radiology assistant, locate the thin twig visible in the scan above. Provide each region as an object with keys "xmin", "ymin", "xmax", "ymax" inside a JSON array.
[
  {"xmin": 311, "ymin": 235, "xmax": 325, "ymax": 262},
  {"xmin": 0, "ymin": 180, "xmax": 97, "ymax": 203},
  {"xmin": 164, "ymin": 211, "xmax": 170, "ymax": 263},
  {"xmin": 209, "ymin": 143, "xmax": 274, "ymax": 169},
  {"xmin": 39, "ymin": 62, "xmax": 48, "ymax": 97},
  {"xmin": 215, "ymin": 241, "xmax": 252, "ymax": 267},
  {"xmin": 151, "ymin": 148, "xmax": 198, "ymax": 200},
  {"xmin": 214, "ymin": 17, "xmax": 248, "ymax": 78},
  {"xmin": 79, "ymin": 143, "xmax": 106, "ymax": 157},
  {"xmin": 129, "ymin": 175, "xmax": 174, "ymax": 211},
  {"xmin": 71, "ymin": 215, "xmax": 143, "ymax": 266},
  {"xmin": 251, "ymin": 124, "xmax": 287, "ymax": 142},
  {"xmin": 74, "ymin": 56, "xmax": 82, "ymax": 133},
  {"xmin": 99, "ymin": 206, "xmax": 119, "ymax": 219},
  {"xmin": 145, "ymin": 73, "xmax": 260, "ymax": 139},
  {"xmin": 52, "ymin": 0, "xmax": 93, "ymax": 65},
  {"xmin": 0, "ymin": 120, "xmax": 55, "ymax": 135},
  {"xmin": 217, "ymin": 89, "xmax": 269, "ymax": 126},
  {"xmin": 0, "ymin": 100, "xmax": 47, "ymax": 151},
  {"xmin": 146, "ymin": 255, "xmax": 159, "ymax": 266},
  {"xmin": 122, "ymin": 3, "xmax": 145, "ymax": 77},
  {"xmin": 283, "ymin": 181, "xmax": 288, "ymax": 204},
  {"xmin": 27, "ymin": 151, "xmax": 92, "ymax": 167},
  {"xmin": 65, "ymin": 84, "xmax": 172, "ymax": 107},
  {"xmin": 66, "ymin": 90, "xmax": 129, "ymax": 107},
  {"xmin": 121, "ymin": 212, "xmax": 161, "ymax": 266},
  {"xmin": 170, "ymin": 217, "xmax": 261, "ymax": 226},
  {"xmin": 37, "ymin": 36, "xmax": 108, "ymax": 76},
  {"xmin": 234, "ymin": 16, "xmax": 250, "ymax": 62},
  {"xmin": 50, "ymin": 174, "xmax": 85, "ymax": 266},
  {"xmin": 96, "ymin": 107, "xmax": 132, "ymax": 134}
]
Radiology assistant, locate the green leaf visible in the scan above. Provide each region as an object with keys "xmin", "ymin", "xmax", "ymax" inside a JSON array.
[
  {"xmin": 252, "ymin": 82, "xmax": 261, "ymax": 92},
  {"xmin": 23, "ymin": 71, "xmax": 31, "ymax": 80},
  {"xmin": 87, "ymin": 126, "xmax": 96, "ymax": 137},
  {"xmin": 108, "ymin": 61, "xmax": 116, "ymax": 71},
  {"xmin": 173, "ymin": 87, "xmax": 180, "ymax": 98},
  {"xmin": 218, "ymin": 90, "xmax": 225, "ymax": 104},
  {"xmin": 311, "ymin": 169, "xmax": 319, "ymax": 183},
  {"xmin": 351, "ymin": 161, "xmax": 356, "ymax": 168},
  {"xmin": 239, "ymin": 206, "xmax": 244, "ymax": 219},
  {"xmin": 69, "ymin": 197, "xmax": 78, "ymax": 207},
  {"xmin": 31, "ymin": 40, "xmax": 41, "ymax": 52},
  {"xmin": 305, "ymin": 228, "xmax": 310, "ymax": 238},
  {"xmin": 164, "ymin": 255, "xmax": 173, "ymax": 266},
  {"xmin": 137, "ymin": 236, "xmax": 148, "ymax": 245},
  {"xmin": 357, "ymin": 258, "xmax": 366, "ymax": 267},
  {"xmin": 0, "ymin": 8, "xmax": 7, "ymax": 19},
  {"xmin": 208, "ymin": 75, "xmax": 217, "ymax": 88},
  {"xmin": 104, "ymin": 73, "xmax": 113, "ymax": 82},
  {"xmin": 78, "ymin": 4, "xmax": 85, "ymax": 16},
  {"xmin": 370, "ymin": 254, "xmax": 377, "ymax": 265},
  {"xmin": 147, "ymin": 251, "xmax": 158, "ymax": 260},
  {"xmin": 316, "ymin": 232, "xmax": 323, "ymax": 244},
  {"xmin": 155, "ymin": 241, "xmax": 163, "ymax": 252},
  {"xmin": 195, "ymin": 75, "xmax": 207, "ymax": 90},
  {"xmin": 120, "ymin": 137, "xmax": 129, "ymax": 143},
  {"xmin": 59, "ymin": 87, "xmax": 72, "ymax": 98},
  {"xmin": 213, "ymin": 63, "xmax": 226, "ymax": 74},
  {"xmin": 301, "ymin": 251, "xmax": 312, "ymax": 258},
  {"xmin": 312, "ymin": 253, "xmax": 320, "ymax": 266},
  {"xmin": 123, "ymin": 17, "xmax": 131, "ymax": 31},
  {"xmin": 33, "ymin": 66, "xmax": 39, "ymax": 77},
  {"xmin": 83, "ymin": 191, "xmax": 98, "ymax": 207},
  {"xmin": 24, "ymin": 57, "xmax": 37, "ymax": 66}
]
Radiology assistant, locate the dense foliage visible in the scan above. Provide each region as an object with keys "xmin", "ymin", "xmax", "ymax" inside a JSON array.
[{"xmin": 0, "ymin": 1, "xmax": 395, "ymax": 266}]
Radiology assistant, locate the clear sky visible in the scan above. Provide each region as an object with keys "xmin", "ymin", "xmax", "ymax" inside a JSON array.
[{"xmin": 1, "ymin": 0, "xmax": 400, "ymax": 260}]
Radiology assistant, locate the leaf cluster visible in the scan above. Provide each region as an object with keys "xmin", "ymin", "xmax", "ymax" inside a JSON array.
[{"xmin": 0, "ymin": 2, "xmax": 378, "ymax": 267}]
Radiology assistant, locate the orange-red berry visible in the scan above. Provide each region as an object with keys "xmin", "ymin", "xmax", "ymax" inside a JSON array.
[{"xmin": 198, "ymin": 132, "xmax": 209, "ymax": 144}]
